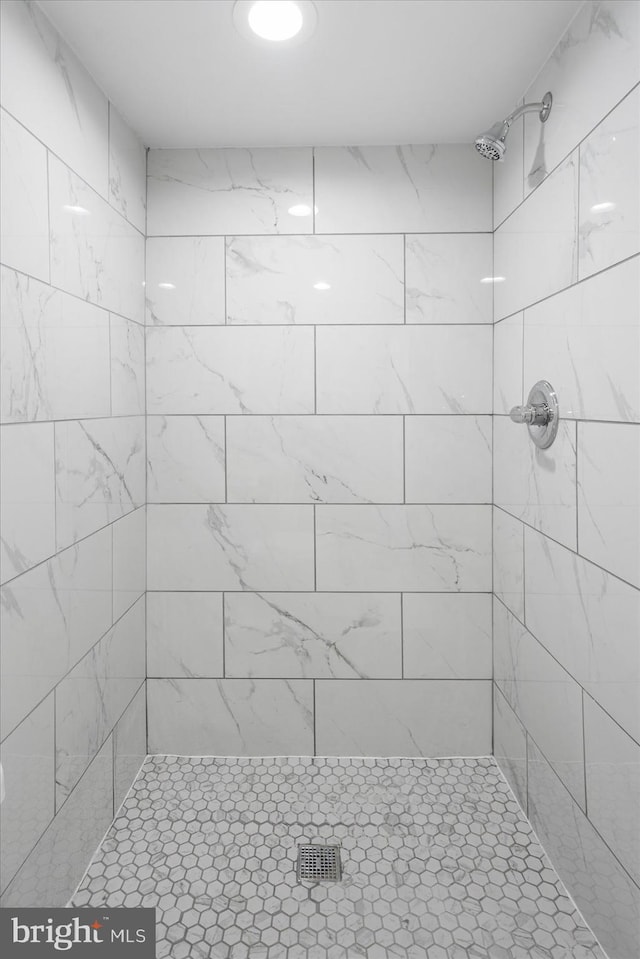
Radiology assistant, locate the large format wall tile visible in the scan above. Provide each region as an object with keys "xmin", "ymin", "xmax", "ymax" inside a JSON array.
[
  {"xmin": 524, "ymin": 256, "xmax": 640, "ymax": 423},
  {"xmin": 402, "ymin": 593, "xmax": 492, "ymax": 679},
  {"xmin": 404, "ymin": 416, "xmax": 492, "ymax": 504},
  {"xmin": 0, "ymin": 423, "xmax": 55, "ymax": 584},
  {"xmin": 108, "ymin": 104, "xmax": 146, "ymax": 234},
  {"xmin": 493, "ymin": 415, "xmax": 577, "ymax": 550},
  {"xmin": 525, "ymin": 526, "xmax": 640, "ymax": 743},
  {"xmin": 147, "ymin": 679, "xmax": 314, "ymax": 755},
  {"xmin": 112, "ymin": 686, "xmax": 146, "ymax": 813},
  {"xmin": 146, "ymin": 326, "xmax": 314, "ymax": 415},
  {"xmin": 147, "ymin": 415, "xmax": 225, "ymax": 503},
  {"xmin": 147, "ymin": 147, "xmax": 313, "ymax": 236},
  {"xmin": 227, "ymin": 235, "xmax": 404, "ymax": 325},
  {"xmin": 49, "ymin": 156, "xmax": 145, "ymax": 324},
  {"xmin": 0, "ymin": 527, "xmax": 112, "ymax": 739},
  {"xmin": 110, "ymin": 315, "xmax": 145, "ymax": 417},
  {"xmin": 493, "ymin": 113, "xmax": 524, "ymax": 229},
  {"xmin": 0, "ymin": 0, "xmax": 109, "ymax": 197},
  {"xmin": 493, "ymin": 314, "xmax": 523, "ymax": 415},
  {"xmin": 493, "ymin": 686, "xmax": 527, "ymax": 812},
  {"xmin": 226, "ymin": 416, "xmax": 403, "ymax": 504},
  {"xmin": 494, "ymin": 153, "xmax": 578, "ymax": 319},
  {"xmin": 55, "ymin": 416, "xmax": 145, "ymax": 550},
  {"xmin": 493, "ymin": 598, "xmax": 585, "ymax": 807},
  {"xmin": 493, "ymin": 508, "xmax": 525, "ymax": 621},
  {"xmin": 1, "ymin": 267, "xmax": 111, "ymax": 424},
  {"xmin": 224, "ymin": 593, "xmax": 401, "ymax": 679},
  {"xmin": 314, "ymin": 145, "xmax": 491, "ymax": 233},
  {"xmin": 147, "ymin": 505, "xmax": 314, "ymax": 591},
  {"xmin": 405, "ymin": 234, "xmax": 492, "ymax": 324},
  {"xmin": 315, "ymin": 680, "xmax": 492, "ymax": 756},
  {"xmin": 0, "ymin": 108, "xmax": 49, "ymax": 281},
  {"xmin": 316, "ymin": 505, "xmax": 491, "ymax": 592},
  {"xmin": 316, "ymin": 326, "xmax": 492, "ymax": 414},
  {"xmin": 145, "ymin": 237, "xmax": 225, "ymax": 326},
  {"xmin": 147, "ymin": 592, "xmax": 223, "ymax": 678},
  {"xmin": 578, "ymin": 422, "xmax": 640, "ymax": 587},
  {"xmin": 112, "ymin": 507, "xmax": 145, "ymax": 621}
]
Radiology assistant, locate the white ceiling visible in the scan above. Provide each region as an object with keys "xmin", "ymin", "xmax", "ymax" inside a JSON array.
[{"xmin": 36, "ymin": 0, "xmax": 584, "ymax": 149}]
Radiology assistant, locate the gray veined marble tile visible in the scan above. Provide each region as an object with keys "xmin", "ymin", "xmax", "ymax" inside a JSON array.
[
  {"xmin": 0, "ymin": 266, "xmax": 111, "ymax": 424},
  {"xmin": 147, "ymin": 592, "xmax": 223, "ymax": 678},
  {"xmin": 226, "ymin": 234, "xmax": 404, "ymax": 325},
  {"xmin": 147, "ymin": 678, "xmax": 314, "ymax": 755},
  {"xmin": 112, "ymin": 507, "xmax": 145, "ymax": 621},
  {"xmin": 493, "ymin": 507, "xmax": 525, "ymax": 621},
  {"xmin": 110, "ymin": 314, "xmax": 145, "ymax": 416},
  {"xmin": 108, "ymin": 104, "xmax": 146, "ymax": 234},
  {"xmin": 402, "ymin": 593, "xmax": 492, "ymax": 679},
  {"xmin": 145, "ymin": 236, "xmax": 225, "ymax": 326},
  {"xmin": 112, "ymin": 685, "xmax": 147, "ymax": 813},
  {"xmin": 404, "ymin": 415, "xmax": 492, "ymax": 504},
  {"xmin": 493, "ymin": 685, "xmax": 527, "ymax": 812},
  {"xmin": 146, "ymin": 325, "xmax": 314, "ymax": 415},
  {"xmin": 146, "ymin": 147, "xmax": 313, "ymax": 236},
  {"xmin": 147, "ymin": 415, "xmax": 225, "ymax": 503},
  {"xmin": 147, "ymin": 505, "xmax": 315, "ymax": 591},
  {"xmin": 316, "ymin": 505, "xmax": 491, "ymax": 592},
  {"xmin": 224, "ymin": 592, "xmax": 401, "ymax": 679},
  {"xmin": 494, "ymin": 113, "xmax": 524, "ymax": 229},
  {"xmin": 55, "ymin": 416, "xmax": 145, "ymax": 551},
  {"xmin": 493, "ymin": 313, "xmax": 523, "ymax": 415},
  {"xmin": 226, "ymin": 415, "xmax": 403, "ymax": 504},
  {"xmin": 405, "ymin": 234, "xmax": 492, "ymax": 324},
  {"xmin": 0, "ymin": 108, "xmax": 49, "ymax": 282}
]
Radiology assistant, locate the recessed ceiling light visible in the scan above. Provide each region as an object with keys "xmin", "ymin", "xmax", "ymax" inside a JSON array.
[
  {"xmin": 233, "ymin": 1, "xmax": 317, "ymax": 46},
  {"xmin": 63, "ymin": 204, "xmax": 90, "ymax": 215},
  {"xmin": 480, "ymin": 276, "xmax": 506, "ymax": 284}
]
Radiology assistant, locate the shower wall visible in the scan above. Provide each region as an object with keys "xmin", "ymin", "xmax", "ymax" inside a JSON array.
[
  {"xmin": 0, "ymin": 0, "xmax": 147, "ymax": 906},
  {"xmin": 145, "ymin": 143, "xmax": 494, "ymax": 756},
  {"xmin": 491, "ymin": 1, "xmax": 640, "ymax": 956}
]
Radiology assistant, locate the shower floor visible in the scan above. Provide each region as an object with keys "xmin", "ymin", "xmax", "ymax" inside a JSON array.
[{"xmin": 71, "ymin": 756, "xmax": 605, "ymax": 958}]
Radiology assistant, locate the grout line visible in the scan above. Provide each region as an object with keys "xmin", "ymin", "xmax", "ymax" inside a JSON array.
[{"xmin": 222, "ymin": 592, "xmax": 226, "ymax": 679}]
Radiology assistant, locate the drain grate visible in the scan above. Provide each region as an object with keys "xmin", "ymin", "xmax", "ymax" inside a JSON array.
[{"xmin": 296, "ymin": 844, "xmax": 342, "ymax": 882}]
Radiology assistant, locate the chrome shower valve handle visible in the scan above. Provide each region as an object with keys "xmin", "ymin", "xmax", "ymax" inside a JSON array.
[
  {"xmin": 509, "ymin": 403, "xmax": 551, "ymax": 426},
  {"xmin": 509, "ymin": 380, "xmax": 559, "ymax": 449}
]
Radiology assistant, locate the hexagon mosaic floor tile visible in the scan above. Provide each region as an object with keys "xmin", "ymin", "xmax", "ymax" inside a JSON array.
[{"xmin": 71, "ymin": 756, "xmax": 606, "ymax": 958}]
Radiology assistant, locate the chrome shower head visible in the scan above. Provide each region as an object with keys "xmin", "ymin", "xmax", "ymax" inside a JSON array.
[{"xmin": 475, "ymin": 91, "xmax": 553, "ymax": 161}]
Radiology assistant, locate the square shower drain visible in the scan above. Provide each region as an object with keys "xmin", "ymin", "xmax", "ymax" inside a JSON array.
[{"xmin": 296, "ymin": 844, "xmax": 342, "ymax": 881}]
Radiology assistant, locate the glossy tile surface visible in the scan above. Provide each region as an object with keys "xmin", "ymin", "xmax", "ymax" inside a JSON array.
[
  {"xmin": 405, "ymin": 233, "xmax": 492, "ymax": 324},
  {"xmin": 147, "ymin": 592, "xmax": 224, "ymax": 678},
  {"xmin": 145, "ymin": 236, "xmax": 225, "ymax": 326},
  {"xmin": 493, "ymin": 687, "xmax": 527, "ymax": 813},
  {"xmin": 402, "ymin": 594, "xmax": 492, "ymax": 679},
  {"xmin": 404, "ymin": 415, "xmax": 492, "ymax": 504},
  {"xmin": 147, "ymin": 415, "xmax": 226, "ymax": 504},
  {"xmin": 108, "ymin": 104, "xmax": 146, "ymax": 234}
]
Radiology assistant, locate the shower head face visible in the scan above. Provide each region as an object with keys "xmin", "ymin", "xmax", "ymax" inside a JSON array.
[{"xmin": 474, "ymin": 134, "xmax": 506, "ymax": 161}]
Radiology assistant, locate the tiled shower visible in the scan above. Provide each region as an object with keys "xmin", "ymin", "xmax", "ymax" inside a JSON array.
[{"xmin": 0, "ymin": 0, "xmax": 638, "ymax": 957}]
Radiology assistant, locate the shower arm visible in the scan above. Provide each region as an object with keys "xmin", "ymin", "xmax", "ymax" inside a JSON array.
[{"xmin": 499, "ymin": 93, "xmax": 554, "ymax": 136}]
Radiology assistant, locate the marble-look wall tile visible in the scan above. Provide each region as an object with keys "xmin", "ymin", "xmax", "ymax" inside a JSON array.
[
  {"xmin": 55, "ymin": 416, "xmax": 145, "ymax": 550},
  {"xmin": 0, "ymin": 109, "xmax": 49, "ymax": 281},
  {"xmin": 112, "ymin": 685, "xmax": 146, "ymax": 812},
  {"xmin": 49, "ymin": 155, "xmax": 144, "ymax": 324},
  {"xmin": 316, "ymin": 505, "xmax": 491, "ymax": 592},
  {"xmin": 315, "ymin": 680, "xmax": 492, "ymax": 756},
  {"xmin": 0, "ymin": 423, "xmax": 55, "ymax": 584},
  {"xmin": 108, "ymin": 104, "xmax": 146, "ymax": 234},
  {"xmin": 316, "ymin": 325, "xmax": 492, "ymax": 414},
  {"xmin": 405, "ymin": 234, "xmax": 493, "ymax": 324},
  {"xmin": 493, "ymin": 598, "xmax": 586, "ymax": 807},
  {"xmin": 224, "ymin": 592, "xmax": 401, "ymax": 679},
  {"xmin": 110, "ymin": 314, "xmax": 145, "ymax": 416},
  {"xmin": 147, "ymin": 415, "xmax": 225, "ymax": 503},
  {"xmin": 55, "ymin": 599, "xmax": 145, "ymax": 808},
  {"xmin": 523, "ymin": 0, "xmax": 640, "ymax": 197},
  {"xmin": 1, "ymin": 267, "xmax": 111, "ymax": 423},
  {"xmin": 494, "ymin": 153, "xmax": 578, "ymax": 319},
  {"xmin": 0, "ymin": 0, "xmax": 109, "ymax": 197},
  {"xmin": 579, "ymin": 87, "xmax": 639, "ymax": 279},
  {"xmin": 147, "ymin": 678, "xmax": 314, "ymax": 755},
  {"xmin": 112, "ymin": 507, "xmax": 145, "ymax": 621},
  {"xmin": 147, "ymin": 147, "xmax": 313, "ymax": 236},
  {"xmin": 494, "ymin": 114, "xmax": 524, "ymax": 229},
  {"xmin": 0, "ymin": 527, "xmax": 112, "ymax": 739},
  {"xmin": 0, "ymin": 695, "xmax": 55, "ymax": 895},
  {"xmin": 493, "ymin": 686, "xmax": 527, "ymax": 812},
  {"xmin": 146, "ymin": 326, "xmax": 314, "ymax": 415},
  {"xmin": 584, "ymin": 695, "xmax": 640, "ymax": 886},
  {"xmin": 147, "ymin": 505, "xmax": 314, "ymax": 591},
  {"xmin": 402, "ymin": 593, "xmax": 492, "ymax": 679},
  {"xmin": 314, "ymin": 145, "xmax": 492, "ymax": 233},
  {"xmin": 493, "ymin": 314, "xmax": 523, "ymax": 415},
  {"xmin": 404, "ymin": 416, "xmax": 492, "ymax": 504},
  {"xmin": 527, "ymin": 740, "xmax": 640, "ymax": 959},
  {"xmin": 493, "ymin": 507, "xmax": 525, "ymax": 621},
  {"xmin": 0, "ymin": 737, "xmax": 114, "ymax": 908},
  {"xmin": 493, "ymin": 415, "xmax": 577, "ymax": 550},
  {"xmin": 227, "ymin": 235, "xmax": 404, "ymax": 326},
  {"xmin": 145, "ymin": 236, "xmax": 225, "ymax": 326},
  {"xmin": 226, "ymin": 416, "xmax": 403, "ymax": 504},
  {"xmin": 525, "ymin": 526, "xmax": 640, "ymax": 744},
  {"xmin": 524, "ymin": 256, "xmax": 640, "ymax": 423},
  {"xmin": 578, "ymin": 421, "xmax": 640, "ymax": 587},
  {"xmin": 147, "ymin": 592, "xmax": 223, "ymax": 678}
]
